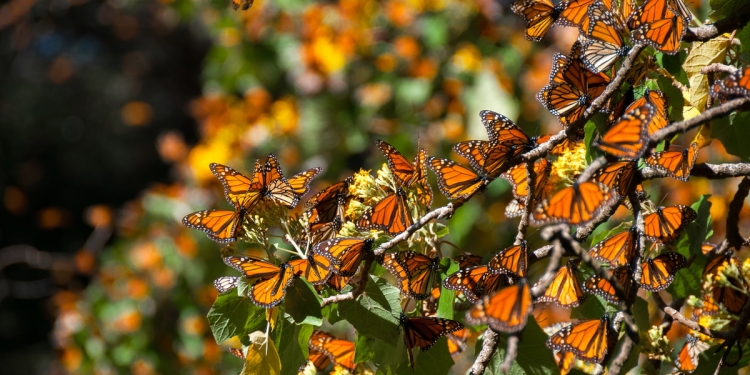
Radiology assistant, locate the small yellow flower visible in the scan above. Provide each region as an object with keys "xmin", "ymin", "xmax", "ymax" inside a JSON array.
[
  {"xmin": 548, "ymin": 142, "xmax": 587, "ymax": 190},
  {"xmin": 330, "ymin": 364, "xmax": 352, "ymax": 375}
]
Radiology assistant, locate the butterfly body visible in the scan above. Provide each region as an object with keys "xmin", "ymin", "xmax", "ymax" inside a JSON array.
[
  {"xmin": 223, "ymin": 256, "xmax": 296, "ymax": 308},
  {"xmin": 399, "ymin": 313, "xmax": 464, "ymax": 368},
  {"xmin": 381, "ymin": 251, "xmax": 440, "ymax": 300}
]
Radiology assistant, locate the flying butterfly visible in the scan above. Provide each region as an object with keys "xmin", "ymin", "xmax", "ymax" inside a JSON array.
[
  {"xmin": 644, "ymin": 142, "xmax": 699, "ymax": 182},
  {"xmin": 589, "ymin": 226, "xmax": 638, "ymax": 267},
  {"xmin": 222, "ymin": 256, "xmax": 296, "ymax": 308},
  {"xmin": 428, "ymin": 157, "xmax": 489, "ymax": 200},
  {"xmin": 580, "ymin": 1, "xmax": 631, "ymax": 74},
  {"xmin": 596, "ymin": 100, "xmax": 653, "ymax": 160},
  {"xmin": 546, "ymin": 315, "xmax": 611, "ymax": 364},
  {"xmin": 501, "ymin": 159, "xmax": 552, "ymax": 218},
  {"xmin": 214, "ymin": 276, "xmax": 240, "ymax": 293},
  {"xmin": 487, "ymin": 242, "xmax": 529, "ymax": 278},
  {"xmin": 478, "ymin": 110, "xmax": 532, "ymax": 150},
  {"xmin": 642, "ymin": 205, "xmax": 697, "ymax": 244},
  {"xmin": 591, "ymin": 160, "xmax": 639, "ymax": 198},
  {"xmin": 443, "ymin": 265, "xmax": 509, "ymax": 303},
  {"xmin": 399, "ymin": 313, "xmax": 464, "ymax": 368},
  {"xmin": 627, "ymin": 0, "xmax": 689, "ymax": 54},
  {"xmin": 583, "ymin": 266, "xmax": 632, "ymax": 303},
  {"xmin": 510, "ymin": 0, "xmax": 567, "ymax": 41},
  {"xmin": 466, "ymin": 279, "xmax": 533, "ymax": 333},
  {"xmin": 381, "ymin": 251, "xmax": 440, "ymax": 300},
  {"xmin": 531, "ymin": 181, "xmax": 617, "ymax": 226},
  {"xmin": 675, "ymin": 335, "xmax": 710, "ymax": 372},
  {"xmin": 639, "ymin": 252, "xmax": 687, "ymax": 292},
  {"xmin": 308, "ymin": 331, "xmax": 356, "ymax": 371},
  {"xmin": 535, "ymin": 259, "xmax": 587, "ymax": 308},
  {"xmin": 356, "ymin": 188, "xmax": 413, "ymax": 235},
  {"xmin": 537, "ymin": 41, "xmax": 611, "ymax": 127},
  {"xmin": 377, "ymin": 140, "xmax": 433, "ymax": 208},
  {"xmin": 314, "ymin": 237, "xmax": 375, "ymax": 277}
]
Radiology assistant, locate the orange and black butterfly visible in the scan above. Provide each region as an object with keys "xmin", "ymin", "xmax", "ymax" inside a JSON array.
[
  {"xmin": 643, "ymin": 205, "xmax": 697, "ymax": 244},
  {"xmin": 580, "ymin": 1, "xmax": 630, "ymax": 74},
  {"xmin": 314, "ymin": 237, "xmax": 375, "ymax": 277},
  {"xmin": 638, "ymin": 252, "xmax": 687, "ymax": 291},
  {"xmin": 325, "ymin": 273, "xmax": 353, "ymax": 292},
  {"xmin": 454, "ymin": 253, "xmax": 484, "ymax": 268},
  {"xmin": 510, "ymin": 0, "xmax": 567, "ymax": 41},
  {"xmin": 443, "ymin": 265, "xmax": 509, "ymax": 303},
  {"xmin": 223, "ymin": 256, "xmax": 296, "ymax": 308},
  {"xmin": 533, "ymin": 132, "xmax": 585, "ymax": 156},
  {"xmin": 214, "ymin": 276, "xmax": 240, "ymax": 293},
  {"xmin": 288, "ymin": 254, "xmax": 333, "ymax": 285},
  {"xmin": 399, "ymin": 313, "xmax": 464, "ymax": 368},
  {"xmin": 308, "ymin": 331, "xmax": 356, "ymax": 371},
  {"xmin": 478, "ymin": 110, "xmax": 532, "ymax": 150},
  {"xmin": 583, "ymin": 266, "xmax": 632, "ymax": 303},
  {"xmin": 642, "ymin": 89, "xmax": 670, "ymax": 136},
  {"xmin": 377, "ymin": 140, "xmax": 433, "ymax": 208},
  {"xmin": 675, "ymin": 335, "xmax": 710, "ymax": 372},
  {"xmin": 591, "ymin": 160, "xmax": 640, "ymax": 200},
  {"xmin": 537, "ymin": 42, "xmax": 611, "ymax": 127},
  {"xmin": 428, "ymin": 157, "xmax": 489, "ymax": 200},
  {"xmin": 231, "ymin": 0, "xmax": 253, "ymax": 10},
  {"xmin": 447, "ymin": 328, "xmax": 471, "ymax": 357},
  {"xmin": 627, "ymin": 0, "xmax": 689, "ymax": 55},
  {"xmin": 691, "ymin": 295, "xmax": 720, "ymax": 320},
  {"xmin": 356, "ymin": 188, "xmax": 413, "ymax": 235},
  {"xmin": 644, "ymin": 143, "xmax": 699, "ymax": 181},
  {"xmin": 565, "ymin": 0, "xmax": 614, "ymax": 28},
  {"xmin": 381, "ymin": 251, "xmax": 440, "ymax": 300},
  {"xmin": 466, "ymin": 279, "xmax": 533, "ymax": 333},
  {"xmin": 306, "ymin": 177, "xmax": 351, "ymax": 224},
  {"xmin": 546, "ymin": 315, "xmax": 611, "ymax": 363},
  {"xmin": 221, "ymin": 156, "xmax": 303, "ymax": 209},
  {"xmin": 709, "ymin": 259, "xmax": 749, "ymax": 315},
  {"xmin": 501, "ymin": 159, "xmax": 552, "ymax": 218},
  {"xmin": 596, "ymin": 100, "xmax": 653, "ymax": 160},
  {"xmin": 487, "ymin": 242, "xmax": 529, "ymax": 278},
  {"xmin": 711, "ymin": 66, "xmax": 750, "ymax": 100},
  {"xmin": 182, "ymin": 206, "xmax": 249, "ymax": 243},
  {"xmin": 554, "ymin": 351, "xmax": 576, "ymax": 375},
  {"xmin": 589, "ymin": 227, "xmax": 638, "ymax": 267},
  {"xmin": 536, "ymin": 259, "xmax": 587, "ymax": 308},
  {"xmin": 531, "ymin": 181, "xmax": 617, "ymax": 226}
]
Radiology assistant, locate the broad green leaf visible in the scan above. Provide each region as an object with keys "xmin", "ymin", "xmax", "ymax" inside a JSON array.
[
  {"xmin": 584, "ymin": 120, "xmax": 598, "ymax": 163},
  {"xmin": 395, "ymin": 338, "xmax": 454, "ymax": 375},
  {"xmin": 696, "ymin": 342, "xmax": 749, "ymax": 373},
  {"xmin": 657, "ymin": 53, "xmax": 688, "ymax": 86},
  {"xmin": 633, "ymin": 297, "xmax": 650, "ymax": 329},
  {"xmin": 339, "ymin": 275, "xmax": 401, "ymax": 345},
  {"xmin": 207, "ymin": 292, "xmax": 266, "ymax": 345},
  {"xmin": 285, "ymin": 278, "xmax": 323, "ymax": 326},
  {"xmin": 354, "ymin": 333, "xmax": 376, "ymax": 364},
  {"xmin": 482, "ymin": 318, "xmax": 556, "ymax": 375},
  {"xmin": 657, "ymin": 76, "xmax": 684, "ymax": 122},
  {"xmin": 670, "ymin": 196, "xmax": 712, "ymax": 298},
  {"xmin": 237, "ymin": 277, "xmax": 251, "ymax": 298},
  {"xmin": 714, "ymin": 112, "xmax": 750, "ymax": 160},
  {"xmin": 273, "ymin": 314, "xmax": 312, "ymax": 375},
  {"xmin": 360, "ymin": 334, "xmax": 405, "ymax": 367},
  {"xmin": 571, "ymin": 294, "xmax": 607, "ymax": 319},
  {"xmin": 242, "ymin": 331, "xmax": 282, "ymax": 375},
  {"xmin": 437, "ymin": 259, "xmax": 459, "ymax": 320}
]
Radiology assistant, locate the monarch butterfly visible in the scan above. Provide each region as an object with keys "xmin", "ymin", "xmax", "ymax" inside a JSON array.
[
  {"xmin": 583, "ymin": 266, "xmax": 632, "ymax": 303},
  {"xmin": 214, "ymin": 276, "xmax": 240, "ymax": 293},
  {"xmin": 314, "ymin": 237, "xmax": 375, "ymax": 277},
  {"xmin": 702, "ymin": 248, "xmax": 732, "ymax": 278},
  {"xmin": 446, "ymin": 328, "xmax": 471, "ymax": 357},
  {"xmin": 589, "ymin": 227, "xmax": 638, "ymax": 267},
  {"xmin": 546, "ymin": 315, "xmax": 611, "ymax": 363},
  {"xmin": 306, "ymin": 178, "xmax": 351, "ymax": 224},
  {"xmin": 381, "ymin": 251, "xmax": 440, "ymax": 300},
  {"xmin": 643, "ymin": 205, "xmax": 697, "ymax": 244},
  {"xmin": 487, "ymin": 242, "xmax": 529, "ymax": 278},
  {"xmin": 596, "ymin": 101, "xmax": 653, "ymax": 160},
  {"xmin": 454, "ymin": 140, "xmax": 520, "ymax": 179},
  {"xmin": 428, "ymin": 157, "xmax": 489, "ymax": 200},
  {"xmin": 223, "ymin": 256, "xmax": 296, "ymax": 308},
  {"xmin": 306, "ymin": 349, "xmax": 332, "ymax": 372},
  {"xmin": 454, "ymin": 253, "xmax": 484, "ymax": 268},
  {"xmin": 308, "ymin": 330, "xmax": 356, "ymax": 371},
  {"xmin": 325, "ymin": 273, "xmax": 353, "ymax": 292},
  {"xmin": 501, "ymin": 159, "xmax": 552, "ymax": 218},
  {"xmin": 377, "ymin": 140, "xmax": 433, "ymax": 208},
  {"xmin": 466, "ymin": 279, "xmax": 533, "ymax": 333},
  {"xmin": 711, "ymin": 66, "xmax": 750, "ymax": 99},
  {"xmin": 531, "ymin": 181, "xmax": 617, "ymax": 226},
  {"xmin": 478, "ymin": 110, "xmax": 532, "ymax": 150},
  {"xmin": 565, "ymin": 0, "xmax": 614, "ymax": 28},
  {"xmin": 554, "ymin": 351, "xmax": 576, "ymax": 375},
  {"xmin": 399, "ymin": 313, "xmax": 464, "ymax": 368},
  {"xmin": 230, "ymin": 0, "xmax": 253, "ymax": 10},
  {"xmin": 675, "ymin": 335, "xmax": 710, "ymax": 372},
  {"xmin": 307, "ymin": 217, "xmax": 343, "ymax": 246},
  {"xmin": 638, "ymin": 252, "xmax": 687, "ymax": 292},
  {"xmin": 533, "ymin": 132, "xmax": 585, "ymax": 156},
  {"xmin": 182, "ymin": 207, "xmax": 249, "ymax": 243},
  {"xmin": 288, "ymin": 254, "xmax": 333, "ymax": 285},
  {"xmin": 356, "ymin": 188, "xmax": 413, "ymax": 235},
  {"xmin": 510, "ymin": 0, "xmax": 566, "ymax": 41},
  {"xmin": 712, "ymin": 273, "xmax": 749, "ymax": 315},
  {"xmin": 286, "ymin": 167, "xmax": 322, "ymax": 197},
  {"xmin": 228, "ymin": 347, "xmax": 245, "ymax": 359},
  {"xmin": 538, "ymin": 42, "xmax": 612, "ymax": 127},
  {"xmin": 212, "ymin": 156, "xmax": 301, "ymax": 209},
  {"xmin": 443, "ymin": 265, "xmax": 509, "ymax": 303},
  {"xmin": 691, "ymin": 295, "xmax": 720, "ymax": 320},
  {"xmin": 580, "ymin": 2, "xmax": 630, "ymax": 73},
  {"xmin": 536, "ymin": 259, "xmax": 587, "ymax": 308},
  {"xmin": 644, "ymin": 142, "xmax": 699, "ymax": 182},
  {"xmin": 627, "ymin": 0, "xmax": 688, "ymax": 54},
  {"xmin": 591, "ymin": 160, "xmax": 639, "ymax": 198}
]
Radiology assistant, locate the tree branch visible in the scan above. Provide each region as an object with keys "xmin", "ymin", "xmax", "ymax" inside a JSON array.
[
  {"xmin": 726, "ymin": 177, "xmax": 750, "ymax": 249},
  {"xmin": 470, "ymin": 330, "xmax": 500, "ymax": 375},
  {"xmin": 641, "ymin": 162, "xmax": 750, "ymax": 180},
  {"xmin": 683, "ymin": 12, "xmax": 750, "ymax": 42},
  {"xmin": 650, "ymin": 97, "xmax": 750, "ymax": 143},
  {"xmin": 320, "ymin": 257, "xmax": 375, "ymax": 307}
]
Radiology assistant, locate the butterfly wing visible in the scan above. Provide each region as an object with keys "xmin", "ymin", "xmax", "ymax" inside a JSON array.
[
  {"xmin": 591, "ymin": 160, "xmax": 638, "ymax": 198},
  {"xmin": 629, "ymin": 0, "xmax": 687, "ymax": 54},
  {"xmin": 487, "ymin": 243, "xmax": 528, "ymax": 278},
  {"xmin": 510, "ymin": 0, "xmax": 562, "ymax": 41},
  {"xmin": 401, "ymin": 314, "xmax": 464, "ymax": 350},
  {"xmin": 306, "ymin": 178, "xmax": 351, "ymax": 223},
  {"xmin": 428, "ymin": 157, "xmax": 486, "ymax": 200},
  {"xmin": 223, "ymin": 256, "xmax": 282, "ymax": 279},
  {"xmin": 314, "ymin": 238, "xmax": 375, "ymax": 277},
  {"xmin": 381, "ymin": 251, "xmax": 440, "ymax": 300},
  {"xmin": 466, "ymin": 280, "xmax": 533, "ymax": 333},
  {"xmin": 478, "ymin": 110, "xmax": 531, "ymax": 149},
  {"xmin": 356, "ymin": 190, "xmax": 413, "ymax": 235},
  {"xmin": 214, "ymin": 276, "xmax": 240, "ymax": 293},
  {"xmin": 583, "ymin": 266, "xmax": 632, "ymax": 303},
  {"xmin": 643, "ymin": 205, "xmax": 697, "ymax": 244},
  {"xmin": 644, "ymin": 143, "xmax": 699, "ymax": 181},
  {"xmin": 532, "ymin": 182, "xmax": 617, "ymax": 225},
  {"xmin": 289, "ymin": 254, "xmax": 333, "ymax": 285},
  {"xmin": 639, "ymin": 252, "xmax": 687, "ymax": 291},
  {"xmin": 309, "ymin": 331, "xmax": 356, "ymax": 371},
  {"xmin": 581, "ymin": 3, "xmax": 629, "ymax": 73},
  {"xmin": 589, "ymin": 227, "xmax": 638, "ymax": 267},
  {"xmin": 596, "ymin": 101, "xmax": 652, "ymax": 159},
  {"xmin": 546, "ymin": 315, "xmax": 610, "ymax": 363},
  {"xmin": 182, "ymin": 209, "xmax": 244, "ymax": 243},
  {"xmin": 248, "ymin": 263, "xmax": 295, "ymax": 308},
  {"xmin": 210, "ymin": 163, "xmax": 254, "ymax": 208},
  {"xmin": 377, "ymin": 140, "xmax": 417, "ymax": 188},
  {"xmin": 536, "ymin": 260, "xmax": 587, "ymax": 308},
  {"xmin": 287, "ymin": 167, "xmax": 322, "ymax": 197},
  {"xmin": 443, "ymin": 265, "xmax": 507, "ymax": 303}
]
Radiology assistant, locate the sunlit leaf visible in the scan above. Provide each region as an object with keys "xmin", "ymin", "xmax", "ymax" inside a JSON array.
[
  {"xmin": 437, "ymin": 258, "xmax": 458, "ymax": 320},
  {"xmin": 683, "ymin": 36, "xmax": 731, "ymax": 114},
  {"xmin": 285, "ymin": 278, "xmax": 323, "ymax": 326},
  {"xmin": 207, "ymin": 292, "xmax": 266, "ymax": 345},
  {"xmin": 273, "ymin": 314, "xmax": 312, "ymax": 375},
  {"xmin": 242, "ymin": 331, "xmax": 282, "ymax": 375},
  {"xmin": 339, "ymin": 275, "xmax": 401, "ymax": 345},
  {"xmin": 395, "ymin": 337, "xmax": 454, "ymax": 375},
  {"xmin": 714, "ymin": 112, "xmax": 750, "ymax": 159}
]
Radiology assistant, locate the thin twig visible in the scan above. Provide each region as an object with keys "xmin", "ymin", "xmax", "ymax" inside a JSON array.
[
  {"xmin": 514, "ymin": 162, "xmax": 536, "ymax": 245},
  {"xmin": 470, "ymin": 330, "xmax": 500, "ymax": 375},
  {"xmin": 650, "ymin": 97, "xmax": 750, "ymax": 143},
  {"xmin": 701, "ymin": 63, "xmax": 739, "ymax": 75},
  {"xmin": 641, "ymin": 162, "xmax": 750, "ymax": 180},
  {"xmin": 651, "ymin": 293, "xmax": 734, "ymax": 340},
  {"xmin": 320, "ymin": 257, "xmax": 375, "ymax": 307}
]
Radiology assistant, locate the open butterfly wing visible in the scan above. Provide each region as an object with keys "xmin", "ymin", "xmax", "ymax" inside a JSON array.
[
  {"xmin": 536, "ymin": 260, "xmax": 587, "ymax": 307},
  {"xmin": 589, "ymin": 227, "xmax": 638, "ymax": 267},
  {"xmin": 356, "ymin": 190, "xmax": 412, "ymax": 235},
  {"xmin": 183, "ymin": 209, "xmax": 244, "ymax": 243},
  {"xmin": 546, "ymin": 315, "xmax": 610, "ymax": 363},
  {"xmin": 487, "ymin": 243, "xmax": 528, "ymax": 278},
  {"xmin": 287, "ymin": 167, "xmax": 322, "ymax": 196},
  {"xmin": 428, "ymin": 157, "xmax": 486, "ymax": 200},
  {"xmin": 643, "ymin": 205, "xmax": 696, "ymax": 244},
  {"xmin": 639, "ymin": 252, "xmax": 686, "ymax": 291},
  {"xmin": 289, "ymin": 254, "xmax": 333, "ymax": 285},
  {"xmin": 596, "ymin": 101, "xmax": 652, "ymax": 160},
  {"xmin": 466, "ymin": 280, "xmax": 532, "ymax": 333}
]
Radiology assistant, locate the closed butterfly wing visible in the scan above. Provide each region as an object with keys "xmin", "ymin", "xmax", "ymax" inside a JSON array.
[
  {"xmin": 214, "ymin": 276, "xmax": 240, "ymax": 293},
  {"xmin": 381, "ymin": 251, "xmax": 440, "ymax": 300},
  {"xmin": 428, "ymin": 157, "xmax": 487, "ymax": 200},
  {"xmin": 289, "ymin": 254, "xmax": 333, "ymax": 285},
  {"xmin": 510, "ymin": 0, "xmax": 566, "ymax": 41},
  {"xmin": 230, "ymin": 0, "xmax": 253, "ymax": 10},
  {"xmin": 314, "ymin": 237, "xmax": 375, "ymax": 277},
  {"xmin": 644, "ymin": 142, "xmax": 699, "ymax": 181},
  {"xmin": 325, "ymin": 273, "xmax": 353, "ymax": 292},
  {"xmin": 536, "ymin": 260, "xmax": 587, "ymax": 308},
  {"xmin": 356, "ymin": 189, "xmax": 413, "ymax": 235},
  {"xmin": 591, "ymin": 160, "xmax": 639, "ymax": 198},
  {"xmin": 306, "ymin": 178, "xmax": 351, "ymax": 224},
  {"xmin": 643, "ymin": 89, "xmax": 669, "ymax": 136},
  {"xmin": 454, "ymin": 140, "xmax": 517, "ymax": 178},
  {"xmin": 583, "ymin": 266, "xmax": 632, "ymax": 302},
  {"xmin": 596, "ymin": 101, "xmax": 653, "ymax": 159},
  {"xmin": 466, "ymin": 280, "xmax": 533, "ymax": 333},
  {"xmin": 399, "ymin": 313, "xmax": 464, "ymax": 368},
  {"xmin": 182, "ymin": 208, "xmax": 245, "ymax": 243},
  {"xmin": 712, "ymin": 274, "xmax": 749, "ymax": 315},
  {"xmin": 589, "ymin": 227, "xmax": 638, "ymax": 267},
  {"xmin": 500, "ymin": 159, "xmax": 551, "ymax": 203},
  {"xmin": 378, "ymin": 140, "xmax": 418, "ymax": 188},
  {"xmin": 531, "ymin": 181, "xmax": 617, "ymax": 226},
  {"xmin": 258, "ymin": 155, "xmax": 300, "ymax": 208},
  {"xmin": 309, "ymin": 331, "xmax": 356, "ymax": 371},
  {"xmin": 546, "ymin": 315, "xmax": 611, "ymax": 363},
  {"xmin": 210, "ymin": 163, "xmax": 254, "ymax": 208},
  {"xmin": 639, "ymin": 252, "xmax": 687, "ymax": 291},
  {"xmin": 287, "ymin": 167, "xmax": 322, "ymax": 197},
  {"xmin": 454, "ymin": 253, "xmax": 483, "ymax": 268},
  {"xmin": 581, "ymin": 2, "xmax": 630, "ymax": 73},
  {"xmin": 628, "ymin": 0, "xmax": 687, "ymax": 54},
  {"xmin": 643, "ymin": 205, "xmax": 696, "ymax": 244},
  {"xmin": 443, "ymin": 265, "xmax": 508, "ymax": 303},
  {"xmin": 478, "ymin": 110, "xmax": 531, "ymax": 149},
  {"xmin": 487, "ymin": 242, "xmax": 529, "ymax": 278}
]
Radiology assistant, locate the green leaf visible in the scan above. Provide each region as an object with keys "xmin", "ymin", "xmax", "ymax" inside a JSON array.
[
  {"xmin": 632, "ymin": 297, "xmax": 650, "ymax": 329},
  {"xmin": 395, "ymin": 337, "xmax": 454, "ymax": 375},
  {"xmin": 584, "ymin": 120, "xmax": 598, "ymax": 163},
  {"xmin": 437, "ymin": 259, "xmax": 459, "ymax": 320},
  {"xmin": 354, "ymin": 333, "xmax": 376, "ymax": 364},
  {"xmin": 657, "ymin": 53, "xmax": 688, "ymax": 86},
  {"xmin": 339, "ymin": 275, "xmax": 401, "ymax": 345},
  {"xmin": 237, "ymin": 277, "xmax": 251, "ymax": 298},
  {"xmin": 656, "ymin": 75, "xmax": 684, "ymax": 122},
  {"xmin": 482, "ymin": 318, "xmax": 556, "ymax": 375},
  {"xmin": 207, "ymin": 292, "xmax": 266, "ymax": 345},
  {"xmin": 285, "ymin": 278, "xmax": 323, "ymax": 326},
  {"xmin": 570, "ymin": 294, "xmax": 607, "ymax": 319},
  {"xmin": 322, "ymin": 285, "xmax": 349, "ymax": 324},
  {"xmin": 714, "ymin": 112, "xmax": 750, "ymax": 160},
  {"xmin": 357, "ymin": 333, "xmax": 405, "ymax": 367},
  {"xmin": 669, "ymin": 196, "xmax": 712, "ymax": 298},
  {"xmin": 273, "ymin": 314, "xmax": 312, "ymax": 375},
  {"xmin": 709, "ymin": 0, "xmax": 750, "ymax": 20}
]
